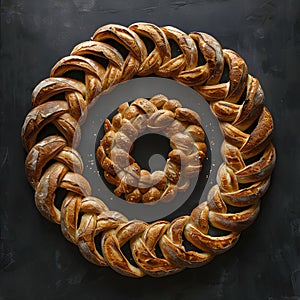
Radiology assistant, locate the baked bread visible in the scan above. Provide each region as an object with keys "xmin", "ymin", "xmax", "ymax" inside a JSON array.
[
  {"xmin": 21, "ymin": 23, "xmax": 276, "ymax": 278},
  {"xmin": 96, "ymin": 94, "xmax": 207, "ymax": 204}
]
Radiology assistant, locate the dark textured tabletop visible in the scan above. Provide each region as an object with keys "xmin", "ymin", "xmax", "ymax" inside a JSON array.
[{"xmin": 1, "ymin": 0, "xmax": 299, "ymax": 299}]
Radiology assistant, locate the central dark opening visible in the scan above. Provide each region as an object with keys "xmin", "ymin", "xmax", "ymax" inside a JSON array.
[{"xmin": 130, "ymin": 132, "xmax": 171, "ymax": 171}]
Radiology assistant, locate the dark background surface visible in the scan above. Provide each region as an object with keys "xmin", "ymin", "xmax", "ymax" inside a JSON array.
[{"xmin": 1, "ymin": 0, "xmax": 300, "ymax": 299}]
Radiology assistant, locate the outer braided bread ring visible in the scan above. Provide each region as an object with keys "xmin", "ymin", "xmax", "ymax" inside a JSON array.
[{"xmin": 21, "ymin": 23, "xmax": 276, "ymax": 278}]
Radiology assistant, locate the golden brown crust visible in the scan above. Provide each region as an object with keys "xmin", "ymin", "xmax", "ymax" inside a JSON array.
[
  {"xmin": 22, "ymin": 101, "xmax": 69, "ymax": 152},
  {"xmin": 129, "ymin": 23, "xmax": 171, "ymax": 76},
  {"xmin": 240, "ymin": 107, "xmax": 274, "ymax": 159},
  {"xmin": 176, "ymin": 31, "xmax": 224, "ymax": 86},
  {"xmin": 21, "ymin": 22, "xmax": 275, "ymax": 278},
  {"xmin": 92, "ymin": 24, "xmax": 147, "ymax": 61}
]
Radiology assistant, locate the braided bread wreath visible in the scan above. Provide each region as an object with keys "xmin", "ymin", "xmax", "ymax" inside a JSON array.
[
  {"xmin": 21, "ymin": 23, "xmax": 276, "ymax": 278},
  {"xmin": 97, "ymin": 94, "xmax": 208, "ymax": 204}
]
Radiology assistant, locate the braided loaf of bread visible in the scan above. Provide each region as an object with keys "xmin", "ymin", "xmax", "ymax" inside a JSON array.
[
  {"xmin": 21, "ymin": 23, "xmax": 275, "ymax": 277},
  {"xmin": 97, "ymin": 94, "xmax": 207, "ymax": 204}
]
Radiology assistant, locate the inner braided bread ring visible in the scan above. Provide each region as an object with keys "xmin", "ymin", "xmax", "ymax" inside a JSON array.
[
  {"xmin": 96, "ymin": 94, "xmax": 207, "ymax": 204},
  {"xmin": 21, "ymin": 23, "xmax": 276, "ymax": 278}
]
